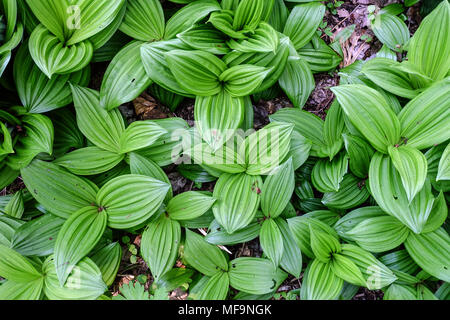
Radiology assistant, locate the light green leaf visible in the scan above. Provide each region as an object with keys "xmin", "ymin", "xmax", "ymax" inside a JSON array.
[
  {"xmin": 228, "ymin": 22, "xmax": 279, "ymax": 53},
  {"xmin": 279, "ymin": 56, "xmax": 314, "ymax": 109},
  {"xmin": 177, "ymin": 24, "xmax": 230, "ymax": 55},
  {"xmin": 167, "ymin": 191, "xmax": 216, "ymax": 221},
  {"xmin": 275, "ymin": 218, "xmax": 302, "ymax": 278},
  {"xmin": 0, "ymin": 278, "xmax": 44, "ymax": 300},
  {"xmin": 187, "ymin": 143, "xmax": 247, "ymax": 174},
  {"xmin": 197, "ymin": 272, "xmax": 229, "ymax": 300},
  {"xmin": 437, "ymin": 143, "xmax": 450, "ymax": 181},
  {"xmin": 331, "ymin": 254, "xmax": 366, "ymax": 287},
  {"xmin": 260, "ymin": 219, "xmax": 284, "ymax": 267},
  {"xmin": 342, "ymin": 133, "xmax": 375, "ymax": 179},
  {"xmin": 220, "ymin": 64, "xmax": 271, "ymax": 97},
  {"xmin": 120, "ymin": 0, "xmax": 165, "ymax": 41},
  {"xmin": 0, "ymin": 244, "xmax": 42, "ymax": 282},
  {"xmin": 311, "ymin": 152, "xmax": 349, "ymax": 192},
  {"xmin": 370, "ymin": 13, "xmax": 410, "ymax": 52},
  {"xmin": 119, "ymin": 120, "xmax": 167, "ymax": 154},
  {"xmin": 233, "ymin": 0, "xmax": 265, "ymax": 31},
  {"xmin": 90, "ymin": 242, "xmax": 122, "ymax": 286},
  {"xmin": 300, "ymin": 259, "xmax": 343, "ymax": 300}
]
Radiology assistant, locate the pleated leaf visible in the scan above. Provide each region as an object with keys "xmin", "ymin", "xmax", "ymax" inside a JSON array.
[
  {"xmin": 177, "ymin": 24, "xmax": 230, "ymax": 55},
  {"xmin": 167, "ymin": 191, "xmax": 216, "ymax": 220},
  {"xmin": 118, "ymin": 120, "xmax": 167, "ymax": 154},
  {"xmin": 141, "ymin": 215, "xmax": 180, "ymax": 280},
  {"xmin": 0, "ymin": 244, "xmax": 42, "ymax": 282},
  {"xmin": 100, "ymin": 41, "xmax": 152, "ymax": 111},
  {"xmin": 187, "ymin": 143, "xmax": 247, "ymax": 174},
  {"xmin": 233, "ymin": 0, "xmax": 265, "ymax": 31},
  {"xmin": 0, "ymin": 278, "xmax": 44, "ymax": 300},
  {"xmin": 275, "ymin": 218, "xmax": 302, "ymax": 278},
  {"xmin": 260, "ymin": 219, "xmax": 284, "ymax": 267},
  {"xmin": 90, "ymin": 242, "xmax": 122, "ymax": 286},
  {"xmin": 228, "ymin": 22, "xmax": 279, "ymax": 53},
  {"xmin": 96, "ymin": 175, "xmax": 170, "ymax": 229},
  {"xmin": 370, "ymin": 13, "xmax": 410, "ymax": 52},
  {"xmin": 197, "ymin": 271, "xmax": 229, "ymax": 300},
  {"xmin": 343, "ymin": 133, "xmax": 375, "ymax": 179},
  {"xmin": 54, "ymin": 206, "xmax": 107, "ymax": 286},
  {"xmin": 330, "ymin": 254, "xmax": 366, "ymax": 287},
  {"xmin": 220, "ymin": 65, "xmax": 271, "ymax": 97},
  {"xmin": 312, "ymin": 152, "xmax": 349, "ymax": 193},
  {"xmin": 437, "ymin": 143, "xmax": 450, "ymax": 181},
  {"xmin": 21, "ymin": 160, "xmax": 98, "ymax": 219},
  {"xmin": 300, "ymin": 259, "xmax": 343, "ymax": 300},
  {"xmin": 279, "ymin": 56, "xmax": 314, "ymax": 109}
]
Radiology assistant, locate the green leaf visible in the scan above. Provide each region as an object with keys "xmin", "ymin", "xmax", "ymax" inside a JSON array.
[
  {"xmin": 209, "ymin": 10, "xmax": 247, "ymax": 39},
  {"xmin": 388, "ymin": 145, "xmax": 428, "ymax": 202},
  {"xmin": 141, "ymin": 215, "xmax": 180, "ymax": 280},
  {"xmin": 0, "ymin": 278, "xmax": 44, "ymax": 300},
  {"xmin": 288, "ymin": 130, "xmax": 312, "ymax": 170},
  {"xmin": 283, "ymin": 2, "xmax": 326, "ymax": 50},
  {"xmin": 384, "ymin": 284, "xmax": 418, "ymax": 300},
  {"xmin": 119, "ymin": 120, "xmax": 167, "ymax": 154},
  {"xmin": 54, "ymin": 206, "xmax": 107, "ymax": 286},
  {"xmin": 97, "ymin": 174, "xmax": 170, "ymax": 229},
  {"xmin": 322, "ymin": 100, "xmax": 345, "ymax": 160},
  {"xmin": 243, "ymin": 122, "xmax": 293, "ymax": 175},
  {"xmin": 279, "ymin": 56, "xmax": 314, "ymax": 109},
  {"xmin": 370, "ymin": 13, "xmax": 410, "ymax": 52},
  {"xmin": 166, "ymin": 50, "xmax": 226, "ymax": 96},
  {"xmin": 369, "ymin": 153, "xmax": 435, "ymax": 234},
  {"xmin": 437, "ymin": 143, "xmax": 450, "ymax": 181},
  {"xmin": 275, "ymin": 218, "xmax": 302, "ymax": 278},
  {"xmin": 310, "ymin": 226, "xmax": 341, "ymax": 263},
  {"xmin": 228, "ymin": 22, "xmax": 279, "ymax": 53},
  {"xmin": 423, "ymin": 191, "xmax": 448, "ymax": 233},
  {"xmin": 54, "ymin": 147, "xmax": 124, "ymax": 176},
  {"xmin": 184, "ymin": 229, "xmax": 228, "ymax": 276},
  {"xmin": 3, "ymin": 190, "xmax": 24, "ymax": 219},
  {"xmin": 0, "ymin": 244, "xmax": 42, "ymax": 282},
  {"xmin": 311, "ymin": 152, "xmax": 349, "ymax": 192},
  {"xmin": 0, "ymin": 215, "xmax": 24, "ymax": 247},
  {"xmin": 29, "ymin": 25, "xmax": 93, "ymax": 78},
  {"xmin": 361, "ymin": 58, "xmax": 419, "ymax": 99},
  {"xmin": 340, "ymin": 244, "xmax": 397, "ymax": 290},
  {"xmin": 119, "ymin": 0, "xmax": 165, "ymax": 41},
  {"xmin": 228, "ymin": 257, "xmax": 285, "ymax": 295},
  {"xmin": 233, "ymin": 0, "xmax": 265, "ymax": 31},
  {"xmin": 300, "ymin": 259, "xmax": 343, "ymax": 300},
  {"xmin": 7, "ymin": 114, "xmax": 54, "ymax": 170},
  {"xmin": 50, "ymin": 108, "xmax": 85, "ymax": 158},
  {"xmin": 205, "ymin": 219, "xmax": 261, "ymax": 245},
  {"xmin": 197, "ymin": 272, "xmax": 229, "ymax": 300},
  {"xmin": 345, "ymin": 215, "xmax": 410, "ymax": 253},
  {"xmin": 167, "ymin": 191, "xmax": 216, "ymax": 221},
  {"xmin": 404, "ymin": 228, "xmax": 450, "ymax": 282},
  {"xmin": 194, "ymin": 90, "xmax": 244, "ymax": 151},
  {"xmin": 331, "ymin": 84, "xmax": 401, "ymax": 153},
  {"xmin": 212, "ymin": 173, "xmax": 262, "ymax": 234},
  {"xmin": 334, "ymin": 206, "xmax": 386, "ymax": 241},
  {"xmin": 187, "ymin": 143, "xmax": 247, "ymax": 174},
  {"xmin": 398, "ymin": 78, "xmax": 450, "ymax": 150},
  {"xmin": 164, "ymin": 0, "xmax": 221, "ymax": 39},
  {"xmin": 14, "ymin": 41, "xmax": 90, "ymax": 113},
  {"xmin": 268, "ymin": 0, "xmax": 289, "ymax": 32},
  {"xmin": 70, "ymin": 85, "xmax": 125, "ymax": 153},
  {"xmin": 100, "ymin": 41, "xmax": 152, "ymax": 111},
  {"xmin": 90, "ymin": 242, "xmax": 122, "ymax": 286},
  {"xmin": 43, "ymin": 255, "xmax": 107, "ymax": 300},
  {"xmin": 407, "ymin": 0, "xmax": 450, "ymax": 81},
  {"xmin": 140, "ymin": 39, "xmax": 194, "ymax": 97},
  {"xmin": 21, "ymin": 160, "xmax": 98, "ymax": 219},
  {"xmin": 330, "ymin": 254, "xmax": 366, "ymax": 287},
  {"xmin": 260, "ymin": 219, "xmax": 284, "ymax": 267},
  {"xmin": 155, "ymin": 268, "xmax": 194, "ymax": 292},
  {"xmin": 342, "ymin": 133, "xmax": 375, "ymax": 179},
  {"xmin": 260, "ymin": 158, "xmax": 295, "ymax": 218},
  {"xmin": 177, "ymin": 24, "xmax": 230, "ymax": 55},
  {"xmin": 220, "ymin": 64, "xmax": 271, "ymax": 97}
]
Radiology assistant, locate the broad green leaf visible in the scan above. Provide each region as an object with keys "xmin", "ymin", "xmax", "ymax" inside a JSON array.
[
  {"xmin": 331, "ymin": 84, "xmax": 401, "ymax": 153},
  {"xmin": 89, "ymin": 2, "xmax": 127, "ymax": 50},
  {"xmin": 322, "ymin": 100, "xmax": 345, "ymax": 160},
  {"xmin": 197, "ymin": 272, "xmax": 229, "ymax": 300},
  {"xmin": 243, "ymin": 122, "xmax": 293, "ymax": 175},
  {"xmin": 388, "ymin": 145, "xmax": 428, "ymax": 202},
  {"xmin": 300, "ymin": 259, "xmax": 343, "ymax": 300},
  {"xmin": 97, "ymin": 174, "xmax": 170, "ymax": 229},
  {"xmin": 0, "ymin": 215, "xmax": 24, "ymax": 247},
  {"xmin": 90, "ymin": 242, "xmax": 122, "ymax": 286},
  {"xmin": 288, "ymin": 130, "xmax": 312, "ymax": 170},
  {"xmin": 407, "ymin": 0, "xmax": 450, "ymax": 80},
  {"xmin": 345, "ymin": 216, "xmax": 410, "ymax": 253},
  {"xmin": 119, "ymin": 120, "xmax": 167, "ymax": 154},
  {"xmin": 164, "ymin": 0, "xmax": 221, "ymax": 39},
  {"xmin": 370, "ymin": 13, "xmax": 410, "ymax": 52},
  {"xmin": 6, "ymin": 114, "xmax": 54, "ymax": 170},
  {"xmin": 233, "ymin": 0, "xmax": 265, "ymax": 31},
  {"xmin": 3, "ymin": 190, "xmax": 24, "ymax": 219},
  {"xmin": 376, "ymin": 44, "xmax": 397, "ymax": 61},
  {"xmin": 361, "ymin": 58, "xmax": 419, "ymax": 99},
  {"xmin": 220, "ymin": 65, "xmax": 271, "ymax": 97},
  {"xmin": 379, "ymin": 249, "xmax": 420, "ymax": 275},
  {"xmin": 268, "ymin": 0, "xmax": 289, "ymax": 32},
  {"xmin": 275, "ymin": 218, "xmax": 302, "ymax": 278},
  {"xmin": 54, "ymin": 147, "xmax": 124, "ymax": 176},
  {"xmin": 184, "ymin": 229, "xmax": 228, "ymax": 276},
  {"xmin": 228, "ymin": 257, "xmax": 286, "ymax": 295},
  {"xmin": 384, "ymin": 283, "xmax": 418, "ymax": 300},
  {"xmin": 50, "ymin": 108, "xmax": 85, "ymax": 158},
  {"xmin": 54, "ymin": 206, "xmax": 107, "ymax": 286},
  {"xmin": 187, "ymin": 143, "xmax": 247, "ymax": 174},
  {"xmin": 369, "ymin": 153, "xmax": 435, "ymax": 234},
  {"xmin": 11, "ymin": 214, "xmax": 65, "ymax": 257},
  {"xmin": 100, "ymin": 41, "xmax": 152, "ymax": 111},
  {"xmin": 167, "ymin": 191, "xmax": 216, "ymax": 221},
  {"xmin": 342, "ymin": 133, "xmax": 375, "ymax": 179},
  {"xmin": 148, "ymin": 83, "xmax": 185, "ymax": 111},
  {"xmin": 71, "ymin": 85, "xmax": 125, "ymax": 153},
  {"xmin": 14, "ymin": 41, "xmax": 90, "ymax": 113},
  {"xmin": 340, "ymin": 244, "xmax": 397, "ymax": 290},
  {"xmin": 298, "ymin": 40, "xmax": 342, "ymax": 72},
  {"xmin": 166, "ymin": 50, "xmax": 226, "ymax": 96},
  {"xmin": 194, "ymin": 91, "xmax": 244, "ymax": 151},
  {"xmin": 437, "ymin": 143, "xmax": 450, "ymax": 181},
  {"xmin": 209, "ymin": 10, "xmax": 247, "ymax": 39},
  {"xmin": 260, "ymin": 158, "xmax": 295, "ymax": 218},
  {"xmin": 422, "ymin": 191, "xmax": 448, "ymax": 233},
  {"xmin": 336, "ymin": 206, "xmax": 386, "ymax": 240},
  {"xmin": 279, "ymin": 56, "xmax": 314, "ymax": 109},
  {"xmin": 155, "ymin": 268, "xmax": 195, "ymax": 292},
  {"xmin": 311, "ymin": 152, "xmax": 349, "ymax": 192},
  {"xmin": 331, "ymin": 254, "xmax": 366, "ymax": 287},
  {"xmin": 0, "ymin": 244, "xmax": 42, "ymax": 282},
  {"xmin": 212, "ymin": 173, "xmax": 262, "ymax": 234},
  {"xmin": 0, "ymin": 278, "xmax": 44, "ymax": 300},
  {"xmin": 177, "ymin": 24, "xmax": 230, "ymax": 55},
  {"xmin": 21, "ymin": 160, "xmax": 98, "ymax": 219},
  {"xmin": 29, "ymin": 25, "xmax": 93, "ymax": 78},
  {"xmin": 205, "ymin": 219, "xmax": 261, "ymax": 245},
  {"xmin": 43, "ymin": 255, "xmax": 107, "ymax": 300},
  {"xmin": 141, "ymin": 215, "xmax": 180, "ymax": 280},
  {"xmin": 260, "ymin": 219, "xmax": 284, "ymax": 267},
  {"xmin": 119, "ymin": 0, "xmax": 165, "ymax": 41},
  {"xmin": 140, "ymin": 39, "xmax": 194, "ymax": 97},
  {"xmin": 283, "ymin": 2, "xmax": 325, "ymax": 50},
  {"xmin": 310, "ymin": 226, "xmax": 341, "ymax": 263},
  {"xmin": 398, "ymin": 78, "xmax": 450, "ymax": 150},
  {"xmin": 228, "ymin": 22, "xmax": 279, "ymax": 53},
  {"xmin": 404, "ymin": 228, "xmax": 450, "ymax": 282}
]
